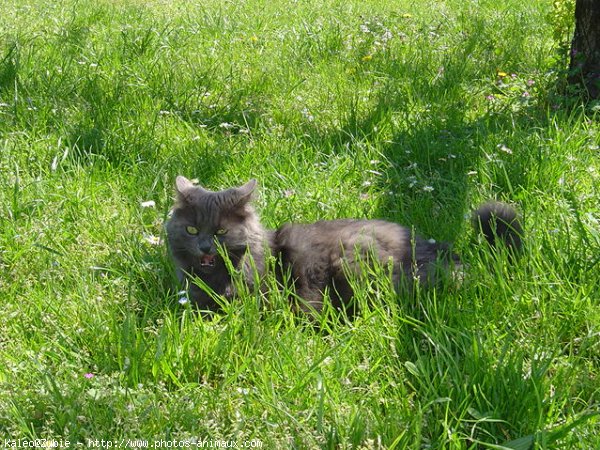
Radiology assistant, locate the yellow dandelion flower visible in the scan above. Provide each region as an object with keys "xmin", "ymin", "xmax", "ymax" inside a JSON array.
[
  {"xmin": 497, "ymin": 71, "xmax": 508, "ymax": 77},
  {"xmin": 362, "ymin": 54, "xmax": 373, "ymax": 62}
]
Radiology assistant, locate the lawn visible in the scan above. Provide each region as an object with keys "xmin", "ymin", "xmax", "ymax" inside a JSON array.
[{"xmin": 0, "ymin": 0, "xmax": 599, "ymax": 448}]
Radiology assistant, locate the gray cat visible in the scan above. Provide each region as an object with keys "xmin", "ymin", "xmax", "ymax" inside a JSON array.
[{"xmin": 166, "ymin": 176, "xmax": 522, "ymax": 313}]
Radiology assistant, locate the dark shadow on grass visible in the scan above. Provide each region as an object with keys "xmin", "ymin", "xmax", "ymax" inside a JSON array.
[
  {"xmin": 287, "ymin": 64, "xmax": 559, "ymax": 246},
  {"xmin": 0, "ymin": 41, "xmax": 19, "ymax": 93},
  {"xmin": 291, "ymin": 85, "xmax": 479, "ymax": 243}
]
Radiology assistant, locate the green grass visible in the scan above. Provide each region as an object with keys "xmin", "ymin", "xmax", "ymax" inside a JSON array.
[{"xmin": 1, "ymin": 0, "xmax": 599, "ymax": 448}]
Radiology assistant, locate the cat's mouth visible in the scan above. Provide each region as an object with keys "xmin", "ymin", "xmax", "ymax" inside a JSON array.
[{"xmin": 200, "ymin": 254, "xmax": 217, "ymax": 268}]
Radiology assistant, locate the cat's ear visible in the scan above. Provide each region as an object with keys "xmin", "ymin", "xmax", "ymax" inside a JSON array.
[
  {"xmin": 237, "ymin": 179, "xmax": 257, "ymax": 198},
  {"xmin": 175, "ymin": 176, "xmax": 194, "ymax": 193},
  {"xmin": 222, "ymin": 179, "xmax": 257, "ymax": 215},
  {"xmin": 175, "ymin": 176, "xmax": 208, "ymax": 203},
  {"xmin": 234, "ymin": 179, "xmax": 257, "ymax": 205}
]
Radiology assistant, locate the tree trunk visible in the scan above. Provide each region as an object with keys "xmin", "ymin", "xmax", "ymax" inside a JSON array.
[{"xmin": 569, "ymin": 0, "xmax": 600, "ymax": 99}]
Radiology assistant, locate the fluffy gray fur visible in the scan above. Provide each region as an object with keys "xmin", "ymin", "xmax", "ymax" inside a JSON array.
[{"xmin": 166, "ymin": 177, "xmax": 522, "ymax": 312}]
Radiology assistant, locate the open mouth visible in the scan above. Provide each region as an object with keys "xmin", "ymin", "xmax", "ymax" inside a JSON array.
[{"xmin": 200, "ymin": 254, "xmax": 217, "ymax": 267}]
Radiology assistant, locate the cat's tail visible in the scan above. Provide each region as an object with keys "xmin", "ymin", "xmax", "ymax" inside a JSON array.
[{"xmin": 472, "ymin": 201, "xmax": 523, "ymax": 253}]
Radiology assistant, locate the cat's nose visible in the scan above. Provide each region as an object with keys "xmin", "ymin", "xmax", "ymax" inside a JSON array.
[{"xmin": 198, "ymin": 242, "xmax": 213, "ymax": 254}]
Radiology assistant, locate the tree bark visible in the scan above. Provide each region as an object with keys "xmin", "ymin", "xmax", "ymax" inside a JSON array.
[{"xmin": 569, "ymin": 0, "xmax": 600, "ymax": 99}]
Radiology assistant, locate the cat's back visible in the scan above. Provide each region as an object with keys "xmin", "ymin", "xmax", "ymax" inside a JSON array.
[{"xmin": 275, "ymin": 218, "xmax": 413, "ymax": 262}]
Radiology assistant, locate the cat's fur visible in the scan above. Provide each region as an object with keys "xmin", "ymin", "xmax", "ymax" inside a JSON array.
[{"xmin": 166, "ymin": 177, "xmax": 522, "ymax": 312}]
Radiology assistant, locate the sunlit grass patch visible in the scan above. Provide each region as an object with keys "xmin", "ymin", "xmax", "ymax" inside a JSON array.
[{"xmin": 0, "ymin": 0, "xmax": 599, "ymax": 447}]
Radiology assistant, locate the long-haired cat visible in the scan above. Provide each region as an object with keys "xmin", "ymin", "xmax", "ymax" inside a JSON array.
[{"xmin": 166, "ymin": 177, "xmax": 522, "ymax": 313}]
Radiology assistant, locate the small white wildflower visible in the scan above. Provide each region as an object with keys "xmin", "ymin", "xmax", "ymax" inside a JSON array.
[
  {"xmin": 381, "ymin": 30, "xmax": 393, "ymax": 41},
  {"xmin": 159, "ymin": 110, "xmax": 171, "ymax": 115},
  {"xmin": 140, "ymin": 200, "xmax": 155, "ymax": 208},
  {"xmin": 219, "ymin": 122, "xmax": 234, "ymax": 129},
  {"xmin": 301, "ymin": 107, "xmax": 314, "ymax": 122},
  {"xmin": 422, "ymin": 185, "xmax": 434, "ymax": 192},
  {"xmin": 406, "ymin": 162, "xmax": 418, "ymax": 170},
  {"xmin": 467, "ymin": 170, "xmax": 478, "ymax": 176},
  {"xmin": 237, "ymin": 387, "xmax": 249, "ymax": 395},
  {"xmin": 498, "ymin": 144, "xmax": 513, "ymax": 154},
  {"xmin": 428, "ymin": 238, "xmax": 436, "ymax": 244},
  {"xmin": 362, "ymin": 181, "xmax": 372, "ymax": 187},
  {"xmin": 360, "ymin": 24, "xmax": 371, "ymax": 33},
  {"xmin": 143, "ymin": 234, "xmax": 161, "ymax": 246},
  {"xmin": 370, "ymin": 159, "xmax": 380, "ymax": 164},
  {"xmin": 178, "ymin": 295, "xmax": 189, "ymax": 305}
]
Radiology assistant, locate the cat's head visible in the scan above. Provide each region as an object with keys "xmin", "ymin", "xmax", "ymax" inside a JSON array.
[{"xmin": 166, "ymin": 176, "xmax": 261, "ymax": 272}]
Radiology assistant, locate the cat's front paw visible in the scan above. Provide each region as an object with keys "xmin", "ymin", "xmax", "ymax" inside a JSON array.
[{"xmin": 224, "ymin": 284, "xmax": 236, "ymax": 299}]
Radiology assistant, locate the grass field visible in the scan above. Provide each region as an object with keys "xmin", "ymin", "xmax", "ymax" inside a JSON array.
[{"xmin": 1, "ymin": 0, "xmax": 599, "ymax": 448}]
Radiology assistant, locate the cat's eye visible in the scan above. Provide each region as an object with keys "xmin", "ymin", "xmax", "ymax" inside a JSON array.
[
  {"xmin": 215, "ymin": 228, "xmax": 228, "ymax": 236},
  {"xmin": 185, "ymin": 226, "xmax": 199, "ymax": 235}
]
